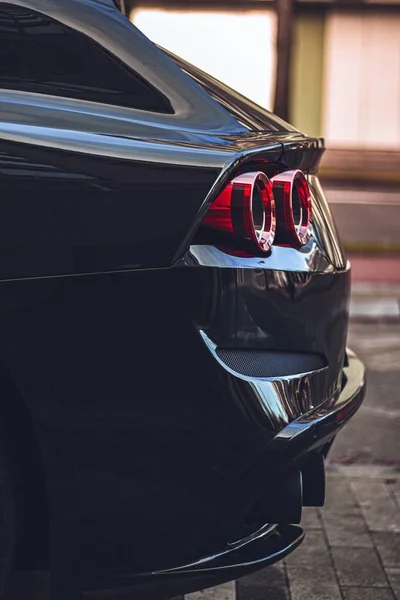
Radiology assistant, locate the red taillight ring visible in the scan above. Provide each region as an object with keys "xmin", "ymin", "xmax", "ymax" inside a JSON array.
[
  {"xmin": 271, "ymin": 170, "xmax": 312, "ymax": 247},
  {"xmin": 232, "ymin": 172, "xmax": 276, "ymax": 252},
  {"xmin": 202, "ymin": 171, "xmax": 276, "ymax": 253}
]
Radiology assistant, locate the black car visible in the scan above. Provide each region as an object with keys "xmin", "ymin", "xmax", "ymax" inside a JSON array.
[{"xmin": 0, "ymin": 1, "xmax": 365, "ymax": 599}]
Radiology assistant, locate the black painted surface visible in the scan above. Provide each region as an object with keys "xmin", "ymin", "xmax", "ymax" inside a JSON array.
[
  {"xmin": 0, "ymin": 262, "xmax": 352, "ymax": 597},
  {"xmin": 0, "ymin": 139, "xmax": 220, "ymax": 278}
]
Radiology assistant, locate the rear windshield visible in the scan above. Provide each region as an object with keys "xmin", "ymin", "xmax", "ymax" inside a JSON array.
[{"xmin": 0, "ymin": 3, "xmax": 173, "ymax": 114}]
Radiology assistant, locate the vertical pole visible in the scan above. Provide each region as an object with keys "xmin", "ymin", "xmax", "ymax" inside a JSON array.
[
  {"xmin": 124, "ymin": 0, "xmax": 134, "ymax": 18},
  {"xmin": 274, "ymin": 0, "xmax": 294, "ymax": 121}
]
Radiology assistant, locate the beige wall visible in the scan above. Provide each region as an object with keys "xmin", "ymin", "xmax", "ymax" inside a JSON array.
[
  {"xmin": 290, "ymin": 13, "xmax": 326, "ymax": 137},
  {"xmin": 323, "ymin": 11, "xmax": 400, "ymax": 150}
]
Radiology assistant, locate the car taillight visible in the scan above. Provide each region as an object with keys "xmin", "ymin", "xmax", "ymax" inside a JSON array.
[
  {"xmin": 202, "ymin": 171, "xmax": 276, "ymax": 253},
  {"xmin": 270, "ymin": 170, "xmax": 312, "ymax": 247}
]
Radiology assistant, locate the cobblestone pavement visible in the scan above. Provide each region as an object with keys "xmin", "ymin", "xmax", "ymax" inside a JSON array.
[{"xmin": 183, "ymin": 466, "xmax": 400, "ymax": 600}]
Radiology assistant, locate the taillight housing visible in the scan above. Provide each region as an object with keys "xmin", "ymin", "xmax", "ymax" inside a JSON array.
[
  {"xmin": 270, "ymin": 169, "xmax": 312, "ymax": 247},
  {"xmin": 202, "ymin": 171, "xmax": 276, "ymax": 253}
]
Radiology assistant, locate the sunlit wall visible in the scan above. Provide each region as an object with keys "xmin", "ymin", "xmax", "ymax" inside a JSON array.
[
  {"xmin": 132, "ymin": 8, "xmax": 277, "ymax": 111},
  {"xmin": 323, "ymin": 11, "xmax": 400, "ymax": 149}
]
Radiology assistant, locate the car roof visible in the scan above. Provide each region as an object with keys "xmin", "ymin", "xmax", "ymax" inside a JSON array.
[{"xmin": 0, "ymin": 0, "xmax": 245, "ymax": 135}]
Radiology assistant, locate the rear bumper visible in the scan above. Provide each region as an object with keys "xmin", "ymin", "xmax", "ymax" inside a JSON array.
[
  {"xmin": 90, "ymin": 349, "xmax": 365, "ymax": 599},
  {"xmin": 270, "ymin": 348, "xmax": 366, "ymax": 459}
]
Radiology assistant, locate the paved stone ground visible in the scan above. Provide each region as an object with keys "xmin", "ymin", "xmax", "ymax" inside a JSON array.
[{"xmin": 185, "ymin": 466, "xmax": 400, "ymax": 600}]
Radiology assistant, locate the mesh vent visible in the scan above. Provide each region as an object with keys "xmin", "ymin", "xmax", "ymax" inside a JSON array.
[{"xmin": 216, "ymin": 348, "xmax": 326, "ymax": 378}]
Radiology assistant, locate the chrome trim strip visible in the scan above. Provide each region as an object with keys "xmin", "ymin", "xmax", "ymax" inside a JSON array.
[
  {"xmin": 199, "ymin": 330, "xmax": 332, "ymax": 432},
  {"xmin": 183, "ymin": 242, "xmax": 336, "ymax": 273}
]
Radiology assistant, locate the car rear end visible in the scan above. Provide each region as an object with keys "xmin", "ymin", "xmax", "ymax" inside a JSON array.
[
  {"xmin": 116, "ymin": 57, "xmax": 366, "ymax": 598},
  {"xmin": 0, "ymin": 2, "xmax": 365, "ymax": 598},
  {"xmin": 96, "ymin": 132, "xmax": 364, "ymax": 596},
  {"xmin": 103, "ymin": 135, "xmax": 365, "ymax": 598}
]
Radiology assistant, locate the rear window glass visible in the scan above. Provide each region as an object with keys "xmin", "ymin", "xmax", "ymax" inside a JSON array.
[{"xmin": 0, "ymin": 3, "xmax": 173, "ymax": 114}]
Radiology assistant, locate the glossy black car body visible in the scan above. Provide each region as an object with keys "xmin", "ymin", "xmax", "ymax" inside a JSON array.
[{"xmin": 0, "ymin": 1, "xmax": 365, "ymax": 598}]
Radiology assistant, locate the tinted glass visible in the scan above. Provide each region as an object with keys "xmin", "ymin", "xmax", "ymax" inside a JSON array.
[{"xmin": 0, "ymin": 4, "xmax": 173, "ymax": 113}]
